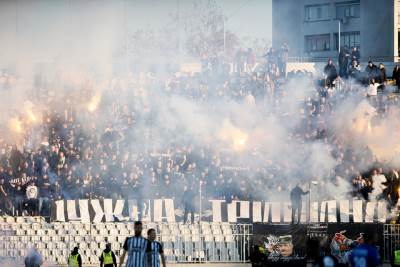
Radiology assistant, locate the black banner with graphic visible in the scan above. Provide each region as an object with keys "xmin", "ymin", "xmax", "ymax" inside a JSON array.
[
  {"xmin": 252, "ymin": 224, "xmax": 308, "ymax": 267},
  {"xmin": 326, "ymin": 223, "xmax": 383, "ymax": 263},
  {"xmin": 251, "ymin": 223, "xmax": 384, "ymax": 267}
]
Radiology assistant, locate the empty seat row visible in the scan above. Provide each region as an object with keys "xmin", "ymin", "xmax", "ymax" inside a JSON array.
[{"xmin": 0, "ymin": 218, "xmax": 246, "ymax": 265}]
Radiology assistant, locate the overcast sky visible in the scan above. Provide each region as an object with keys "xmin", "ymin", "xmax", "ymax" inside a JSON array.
[
  {"xmin": 0, "ymin": 0, "xmax": 272, "ymax": 67},
  {"xmin": 127, "ymin": 0, "xmax": 272, "ymax": 40}
]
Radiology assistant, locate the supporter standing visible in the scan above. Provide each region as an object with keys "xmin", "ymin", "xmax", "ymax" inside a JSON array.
[
  {"xmin": 290, "ymin": 184, "xmax": 309, "ymax": 224},
  {"xmin": 182, "ymin": 185, "xmax": 196, "ymax": 224},
  {"xmin": 246, "ymin": 48, "xmax": 256, "ymax": 73},
  {"xmin": 377, "ymin": 63, "xmax": 387, "ymax": 92},
  {"xmin": 25, "ymin": 181, "xmax": 39, "ymax": 216},
  {"xmin": 235, "ymin": 48, "xmax": 246, "ymax": 74},
  {"xmin": 370, "ymin": 169, "xmax": 387, "ymax": 201},
  {"xmin": 351, "ymin": 47, "xmax": 361, "ymax": 64},
  {"xmin": 377, "ymin": 63, "xmax": 387, "ymax": 84},
  {"xmin": 0, "ymin": 178, "xmax": 11, "ymax": 214},
  {"xmin": 38, "ymin": 174, "xmax": 51, "ymax": 216},
  {"xmin": 365, "ymin": 61, "xmax": 379, "ymax": 83},
  {"xmin": 324, "ymin": 59, "xmax": 338, "ymax": 87},
  {"xmin": 386, "ymin": 169, "xmax": 400, "ymax": 207},
  {"xmin": 338, "ymin": 47, "xmax": 350, "ymax": 78},
  {"xmin": 278, "ymin": 43, "xmax": 289, "ymax": 77},
  {"xmin": 366, "ymin": 79, "xmax": 379, "ymax": 109},
  {"xmin": 348, "ymin": 60, "xmax": 361, "ymax": 80},
  {"xmin": 353, "ymin": 174, "xmax": 367, "ymax": 199},
  {"xmin": 392, "ymin": 65, "xmax": 400, "ymax": 92},
  {"xmin": 12, "ymin": 180, "xmax": 25, "ymax": 215}
]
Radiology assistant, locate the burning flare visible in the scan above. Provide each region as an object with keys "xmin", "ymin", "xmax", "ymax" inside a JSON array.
[
  {"xmin": 87, "ymin": 93, "xmax": 102, "ymax": 112},
  {"xmin": 233, "ymin": 132, "xmax": 248, "ymax": 150},
  {"xmin": 23, "ymin": 101, "xmax": 38, "ymax": 124},
  {"xmin": 9, "ymin": 118, "xmax": 22, "ymax": 133},
  {"xmin": 219, "ymin": 120, "xmax": 249, "ymax": 151},
  {"xmin": 350, "ymin": 100, "xmax": 376, "ymax": 135},
  {"xmin": 27, "ymin": 110, "xmax": 37, "ymax": 123}
]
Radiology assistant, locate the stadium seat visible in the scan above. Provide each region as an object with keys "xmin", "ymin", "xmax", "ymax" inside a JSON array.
[
  {"xmin": 5, "ymin": 217, "xmax": 15, "ymax": 223},
  {"xmin": 0, "ymin": 219, "xmax": 247, "ymax": 265}
]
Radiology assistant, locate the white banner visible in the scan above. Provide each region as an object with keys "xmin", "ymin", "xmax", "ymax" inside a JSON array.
[{"xmin": 54, "ymin": 198, "xmax": 388, "ymax": 223}]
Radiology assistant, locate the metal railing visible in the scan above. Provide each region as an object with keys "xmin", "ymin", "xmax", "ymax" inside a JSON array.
[
  {"xmin": 159, "ymin": 223, "xmax": 252, "ymax": 263},
  {"xmin": 384, "ymin": 224, "xmax": 400, "ymax": 262},
  {"xmin": 288, "ymin": 56, "xmax": 400, "ymax": 63},
  {"xmin": 0, "ymin": 219, "xmax": 252, "ymax": 265}
]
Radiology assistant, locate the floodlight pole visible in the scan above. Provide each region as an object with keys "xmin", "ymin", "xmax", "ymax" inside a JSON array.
[
  {"xmin": 199, "ymin": 180, "xmax": 202, "ymax": 225},
  {"xmin": 309, "ymin": 182, "xmax": 311, "ymax": 224},
  {"xmin": 338, "ymin": 19, "xmax": 341, "ymax": 55},
  {"xmin": 223, "ymin": 18, "xmax": 226, "ymax": 53}
]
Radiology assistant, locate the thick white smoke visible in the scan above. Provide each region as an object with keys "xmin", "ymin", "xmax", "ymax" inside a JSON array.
[
  {"xmin": 0, "ymin": 68, "xmax": 350, "ymax": 202},
  {"xmin": 1, "ymin": 0, "xmax": 400, "ymax": 206}
]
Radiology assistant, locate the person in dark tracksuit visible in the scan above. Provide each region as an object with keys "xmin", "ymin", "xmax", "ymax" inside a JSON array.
[
  {"xmin": 290, "ymin": 184, "xmax": 309, "ymax": 224},
  {"xmin": 182, "ymin": 186, "xmax": 195, "ymax": 223}
]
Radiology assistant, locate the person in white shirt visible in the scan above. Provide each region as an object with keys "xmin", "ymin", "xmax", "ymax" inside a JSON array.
[
  {"xmin": 244, "ymin": 93, "xmax": 255, "ymax": 105},
  {"xmin": 25, "ymin": 182, "xmax": 39, "ymax": 216},
  {"xmin": 370, "ymin": 169, "xmax": 387, "ymax": 201},
  {"xmin": 367, "ymin": 79, "xmax": 379, "ymax": 97}
]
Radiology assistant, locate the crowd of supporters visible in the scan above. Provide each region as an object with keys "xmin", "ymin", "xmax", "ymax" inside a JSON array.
[{"xmin": 0, "ymin": 44, "xmax": 400, "ymax": 219}]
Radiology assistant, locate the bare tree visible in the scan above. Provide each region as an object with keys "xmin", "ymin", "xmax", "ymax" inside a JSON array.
[
  {"xmin": 172, "ymin": 0, "xmax": 239, "ymax": 57},
  {"xmin": 116, "ymin": 0, "xmax": 240, "ymax": 72},
  {"xmin": 116, "ymin": 25, "xmax": 179, "ymax": 73}
]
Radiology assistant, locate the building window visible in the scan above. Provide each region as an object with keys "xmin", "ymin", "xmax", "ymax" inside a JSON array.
[
  {"xmin": 305, "ymin": 4, "xmax": 330, "ymax": 21},
  {"xmin": 305, "ymin": 34, "xmax": 331, "ymax": 52},
  {"xmin": 336, "ymin": 1, "xmax": 360, "ymax": 19},
  {"xmin": 334, "ymin": 31, "xmax": 360, "ymax": 50},
  {"xmin": 398, "ymin": 0, "xmax": 400, "ymax": 25}
]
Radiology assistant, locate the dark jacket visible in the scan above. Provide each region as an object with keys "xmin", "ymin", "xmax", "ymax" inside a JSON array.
[
  {"xmin": 393, "ymin": 67, "xmax": 400, "ymax": 90},
  {"xmin": 348, "ymin": 65, "xmax": 361, "ymax": 79},
  {"xmin": 182, "ymin": 189, "xmax": 195, "ymax": 207},
  {"xmin": 338, "ymin": 50, "xmax": 349, "ymax": 67},
  {"xmin": 377, "ymin": 67, "xmax": 387, "ymax": 84},
  {"xmin": 365, "ymin": 64, "xmax": 379, "ymax": 80},
  {"xmin": 324, "ymin": 64, "xmax": 338, "ymax": 84},
  {"xmin": 290, "ymin": 186, "xmax": 309, "ymax": 202},
  {"xmin": 351, "ymin": 50, "xmax": 361, "ymax": 62}
]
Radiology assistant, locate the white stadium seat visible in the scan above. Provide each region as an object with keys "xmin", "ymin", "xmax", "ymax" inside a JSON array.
[{"xmin": 0, "ymin": 217, "xmax": 246, "ymax": 265}]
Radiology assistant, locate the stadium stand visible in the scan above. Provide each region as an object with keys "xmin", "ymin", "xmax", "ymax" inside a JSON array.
[{"xmin": 0, "ymin": 216, "xmax": 252, "ymax": 265}]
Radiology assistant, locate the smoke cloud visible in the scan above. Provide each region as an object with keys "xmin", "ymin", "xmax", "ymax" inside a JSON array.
[{"xmin": 0, "ymin": 0, "xmax": 399, "ymax": 208}]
